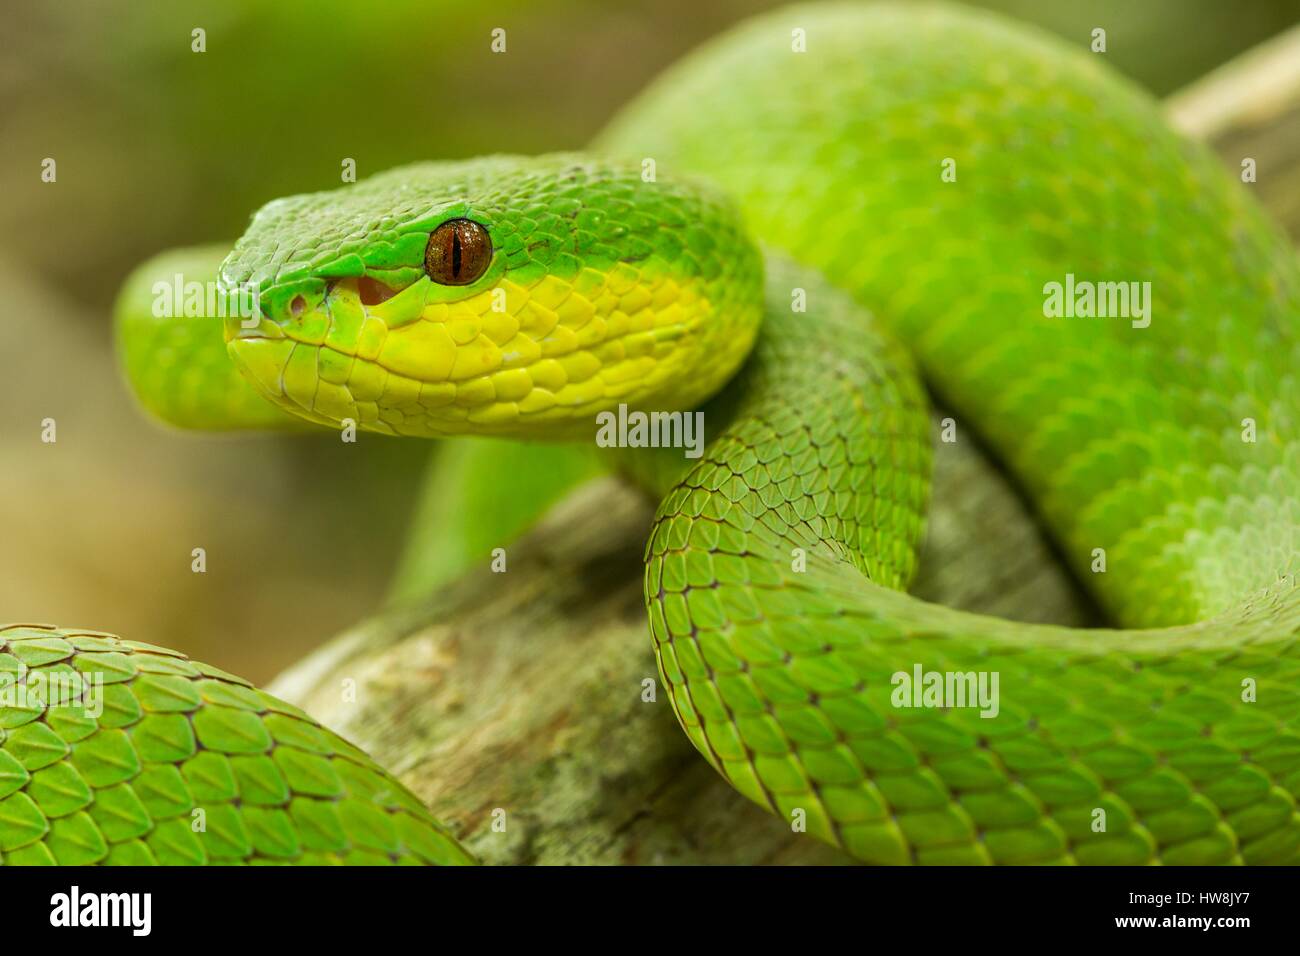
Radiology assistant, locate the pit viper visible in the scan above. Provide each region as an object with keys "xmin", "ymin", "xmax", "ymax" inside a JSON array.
[{"xmin": 7, "ymin": 1, "xmax": 1300, "ymax": 866}]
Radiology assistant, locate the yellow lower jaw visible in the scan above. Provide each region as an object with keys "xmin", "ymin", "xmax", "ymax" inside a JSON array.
[{"xmin": 227, "ymin": 263, "xmax": 759, "ymax": 439}]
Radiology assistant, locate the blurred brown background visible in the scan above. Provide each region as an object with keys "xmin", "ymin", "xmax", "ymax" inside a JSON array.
[{"xmin": 2, "ymin": 0, "xmax": 1297, "ymax": 683}]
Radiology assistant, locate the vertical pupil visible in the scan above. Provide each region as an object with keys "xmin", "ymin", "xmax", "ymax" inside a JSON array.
[{"xmin": 425, "ymin": 219, "xmax": 490, "ymax": 285}]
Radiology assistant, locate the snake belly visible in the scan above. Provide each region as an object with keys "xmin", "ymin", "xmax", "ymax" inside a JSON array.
[{"xmin": 66, "ymin": 0, "xmax": 1300, "ymax": 866}]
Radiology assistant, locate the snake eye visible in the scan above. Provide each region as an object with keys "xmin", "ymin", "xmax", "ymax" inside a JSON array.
[{"xmin": 424, "ymin": 219, "xmax": 492, "ymax": 286}]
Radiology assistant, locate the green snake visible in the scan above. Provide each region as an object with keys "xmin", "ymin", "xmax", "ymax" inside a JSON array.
[{"xmin": 7, "ymin": 1, "xmax": 1300, "ymax": 865}]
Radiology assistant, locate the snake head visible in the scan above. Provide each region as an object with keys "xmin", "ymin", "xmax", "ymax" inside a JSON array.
[{"xmin": 220, "ymin": 154, "xmax": 763, "ymax": 439}]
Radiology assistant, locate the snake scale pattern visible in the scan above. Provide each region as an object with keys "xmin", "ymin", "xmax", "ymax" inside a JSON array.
[{"xmin": 6, "ymin": 2, "xmax": 1300, "ymax": 865}]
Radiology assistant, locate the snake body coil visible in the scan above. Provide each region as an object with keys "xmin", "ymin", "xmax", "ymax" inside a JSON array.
[{"xmin": 12, "ymin": 2, "xmax": 1300, "ymax": 864}]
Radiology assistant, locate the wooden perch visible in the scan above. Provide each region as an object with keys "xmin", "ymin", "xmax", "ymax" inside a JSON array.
[{"xmin": 268, "ymin": 34, "xmax": 1300, "ymax": 864}]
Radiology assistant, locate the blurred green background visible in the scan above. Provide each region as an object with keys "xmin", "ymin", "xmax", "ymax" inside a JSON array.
[{"xmin": 2, "ymin": 0, "xmax": 1297, "ymax": 683}]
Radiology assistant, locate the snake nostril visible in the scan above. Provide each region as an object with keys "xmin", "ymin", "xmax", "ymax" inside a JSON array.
[{"xmin": 289, "ymin": 295, "xmax": 306, "ymax": 317}]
